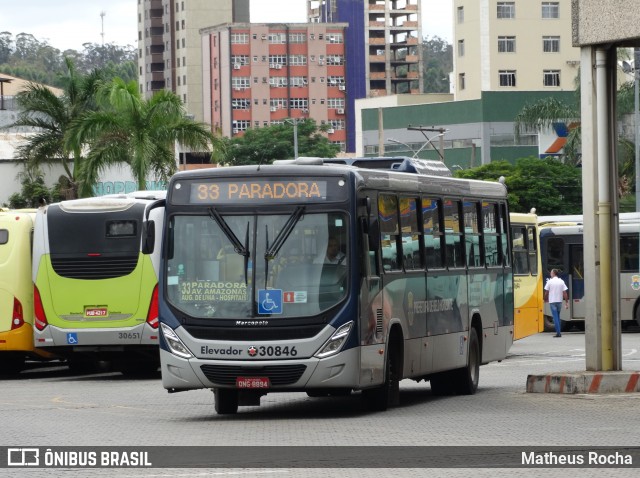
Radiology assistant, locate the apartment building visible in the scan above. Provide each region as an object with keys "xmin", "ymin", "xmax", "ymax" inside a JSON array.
[
  {"xmin": 453, "ymin": 0, "xmax": 580, "ymax": 100},
  {"xmin": 137, "ymin": 0, "xmax": 249, "ymax": 122},
  {"xmin": 202, "ymin": 23, "xmax": 349, "ymax": 152},
  {"xmin": 307, "ymin": 0, "xmax": 423, "ymax": 152}
]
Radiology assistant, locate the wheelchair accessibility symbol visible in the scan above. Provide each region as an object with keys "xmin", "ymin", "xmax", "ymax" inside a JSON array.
[
  {"xmin": 258, "ymin": 289, "xmax": 283, "ymax": 315},
  {"xmin": 66, "ymin": 333, "xmax": 78, "ymax": 345}
]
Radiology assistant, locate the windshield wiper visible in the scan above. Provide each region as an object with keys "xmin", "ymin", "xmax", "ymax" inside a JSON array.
[
  {"xmin": 264, "ymin": 206, "xmax": 305, "ymax": 261},
  {"xmin": 208, "ymin": 208, "xmax": 250, "ymax": 284},
  {"xmin": 263, "ymin": 206, "xmax": 305, "ymax": 290}
]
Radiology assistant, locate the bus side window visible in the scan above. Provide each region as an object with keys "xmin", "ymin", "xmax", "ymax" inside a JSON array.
[
  {"xmin": 400, "ymin": 197, "xmax": 422, "ymax": 270},
  {"xmin": 546, "ymin": 237, "xmax": 564, "ymax": 273},
  {"xmin": 483, "ymin": 202, "xmax": 500, "ymax": 268},
  {"xmin": 464, "ymin": 200, "xmax": 482, "ymax": 268},
  {"xmin": 423, "ymin": 197, "xmax": 444, "ymax": 269},
  {"xmin": 378, "ymin": 194, "xmax": 401, "ymax": 271},
  {"xmin": 511, "ymin": 226, "xmax": 528, "ymax": 274},
  {"xmin": 444, "ymin": 198, "xmax": 464, "ymax": 268},
  {"xmin": 528, "ymin": 226, "xmax": 538, "ymax": 275}
]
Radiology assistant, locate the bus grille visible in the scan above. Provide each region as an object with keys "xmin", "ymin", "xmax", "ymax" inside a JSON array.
[
  {"xmin": 50, "ymin": 255, "xmax": 139, "ymax": 280},
  {"xmin": 200, "ymin": 364, "xmax": 307, "ymax": 386}
]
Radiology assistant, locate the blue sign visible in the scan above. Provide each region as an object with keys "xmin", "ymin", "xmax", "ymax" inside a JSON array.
[
  {"xmin": 66, "ymin": 333, "xmax": 78, "ymax": 345},
  {"xmin": 258, "ymin": 289, "xmax": 283, "ymax": 315}
]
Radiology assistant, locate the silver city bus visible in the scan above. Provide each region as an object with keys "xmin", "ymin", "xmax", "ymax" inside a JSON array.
[{"xmin": 158, "ymin": 158, "xmax": 514, "ymax": 413}]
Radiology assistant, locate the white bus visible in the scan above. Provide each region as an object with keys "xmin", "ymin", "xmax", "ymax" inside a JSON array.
[{"xmin": 538, "ymin": 213, "xmax": 640, "ymax": 330}]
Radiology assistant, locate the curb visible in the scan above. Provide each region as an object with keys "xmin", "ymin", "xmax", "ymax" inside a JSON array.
[{"xmin": 526, "ymin": 371, "xmax": 640, "ymax": 394}]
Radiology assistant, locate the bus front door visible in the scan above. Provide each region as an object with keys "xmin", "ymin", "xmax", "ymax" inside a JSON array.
[{"xmin": 568, "ymin": 244, "xmax": 585, "ymax": 322}]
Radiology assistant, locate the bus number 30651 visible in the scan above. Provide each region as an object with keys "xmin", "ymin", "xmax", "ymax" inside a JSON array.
[{"xmin": 256, "ymin": 346, "xmax": 297, "ymax": 357}]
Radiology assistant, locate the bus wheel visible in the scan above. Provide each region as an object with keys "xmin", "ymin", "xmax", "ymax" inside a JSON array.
[
  {"xmin": 454, "ymin": 328, "xmax": 480, "ymax": 395},
  {"xmin": 362, "ymin": 343, "xmax": 400, "ymax": 411},
  {"xmin": 118, "ymin": 360, "xmax": 159, "ymax": 378},
  {"xmin": 67, "ymin": 355, "xmax": 101, "ymax": 375},
  {"xmin": 0, "ymin": 355, "xmax": 25, "ymax": 375},
  {"xmin": 214, "ymin": 388, "xmax": 238, "ymax": 414},
  {"xmin": 543, "ymin": 315, "xmax": 555, "ymax": 332},
  {"xmin": 429, "ymin": 373, "xmax": 455, "ymax": 396}
]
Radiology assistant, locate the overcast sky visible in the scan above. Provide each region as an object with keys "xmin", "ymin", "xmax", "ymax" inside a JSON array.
[{"xmin": 2, "ymin": 0, "xmax": 452, "ymax": 51}]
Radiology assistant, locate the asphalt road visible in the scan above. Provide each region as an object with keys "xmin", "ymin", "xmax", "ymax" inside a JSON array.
[{"xmin": 1, "ymin": 329, "xmax": 639, "ymax": 477}]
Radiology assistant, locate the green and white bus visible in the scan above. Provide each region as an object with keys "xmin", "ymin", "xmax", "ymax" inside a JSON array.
[
  {"xmin": 158, "ymin": 158, "xmax": 514, "ymax": 413},
  {"xmin": 33, "ymin": 191, "xmax": 166, "ymax": 375}
]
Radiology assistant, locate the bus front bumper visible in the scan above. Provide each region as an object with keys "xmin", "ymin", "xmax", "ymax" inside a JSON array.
[{"xmin": 160, "ymin": 346, "xmax": 361, "ymax": 392}]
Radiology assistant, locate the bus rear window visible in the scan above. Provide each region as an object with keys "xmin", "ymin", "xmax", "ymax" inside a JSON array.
[
  {"xmin": 106, "ymin": 221, "xmax": 137, "ymax": 237},
  {"xmin": 0, "ymin": 229, "xmax": 7, "ymax": 245}
]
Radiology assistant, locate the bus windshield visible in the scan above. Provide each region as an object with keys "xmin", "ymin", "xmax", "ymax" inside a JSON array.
[{"xmin": 166, "ymin": 211, "xmax": 348, "ymax": 319}]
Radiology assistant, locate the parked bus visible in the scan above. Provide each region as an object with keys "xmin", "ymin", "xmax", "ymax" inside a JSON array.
[
  {"xmin": 32, "ymin": 191, "xmax": 166, "ymax": 375},
  {"xmin": 158, "ymin": 157, "xmax": 514, "ymax": 414},
  {"xmin": 510, "ymin": 211, "xmax": 543, "ymax": 339},
  {"xmin": 538, "ymin": 213, "xmax": 640, "ymax": 331},
  {"xmin": 0, "ymin": 209, "xmax": 55, "ymax": 373}
]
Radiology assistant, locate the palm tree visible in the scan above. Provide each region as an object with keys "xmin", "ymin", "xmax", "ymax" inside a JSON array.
[
  {"xmin": 514, "ymin": 97, "xmax": 582, "ymax": 165},
  {"xmin": 10, "ymin": 58, "xmax": 103, "ymax": 198},
  {"xmin": 67, "ymin": 78, "xmax": 221, "ymax": 196}
]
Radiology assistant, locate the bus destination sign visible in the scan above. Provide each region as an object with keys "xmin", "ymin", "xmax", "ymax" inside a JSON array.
[{"xmin": 188, "ymin": 179, "xmax": 331, "ymax": 204}]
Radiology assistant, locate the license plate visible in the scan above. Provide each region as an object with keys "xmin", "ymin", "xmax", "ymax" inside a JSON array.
[
  {"xmin": 236, "ymin": 377, "xmax": 270, "ymax": 389},
  {"xmin": 84, "ymin": 307, "xmax": 108, "ymax": 318}
]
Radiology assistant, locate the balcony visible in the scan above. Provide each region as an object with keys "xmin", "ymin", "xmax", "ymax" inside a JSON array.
[
  {"xmin": 369, "ymin": 21, "xmax": 385, "ymax": 27},
  {"xmin": 369, "ymin": 37, "xmax": 386, "ymax": 45},
  {"xmin": 370, "ymin": 72, "xmax": 386, "ymax": 80},
  {"xmin": 406, "ymin": 55, "xmax": 418, "ymax": 62},
  {"xmin": 369, "ymin": 55, "xmax": 385, "ymax": 62}
]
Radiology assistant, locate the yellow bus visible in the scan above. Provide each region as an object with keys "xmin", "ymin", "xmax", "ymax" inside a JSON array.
[
  {"xmin": 0, "ymin": 209, "xmax": 53, "ymax": 373},
  {"xmin": 510, "ymin": 211, "xmax": 543, "ymax": 340}
]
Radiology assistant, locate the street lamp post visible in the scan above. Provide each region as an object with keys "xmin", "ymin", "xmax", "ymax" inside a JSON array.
[
  {"xmin": 284, "ymin": 118, "xmax": 299, "ymax": 159},
  {"xmin": 635, "ymin": 48, "xmax": 640, "ymax": 212}
]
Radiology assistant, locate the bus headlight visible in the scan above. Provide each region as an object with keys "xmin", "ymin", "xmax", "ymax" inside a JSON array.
[
  {"xmin": 315, "ymin": 321, "xmax": 353, "ymax": 359},
  {"xmin": 161, "ymin": 323, "xmax": 193, "ymax": 359}
]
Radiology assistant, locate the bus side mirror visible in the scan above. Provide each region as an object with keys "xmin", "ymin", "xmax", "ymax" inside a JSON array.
[{"xmin": 142, "ymin": 220, "xmax": 155, "ymax": 255}]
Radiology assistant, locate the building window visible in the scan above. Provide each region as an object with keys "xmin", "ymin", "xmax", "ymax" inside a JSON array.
[
  {"xmin": 231, "ymin": 33, "xmax": 249, "ymax": 44},
  {"xmin": 497, "ymin": 2, "xmax": 515, "ymax": 19},
  {"xmin": 268, "ymin": 33, "xmax": 287, "ymax": 44},
  {"xmin": 289, "ymin": 32, "xmax": 306, "ymax": 43},
  {"xmin": 457, "ymin": 6, "xmax": 464, "ymax": 23},
  {"xmin": 232, "ymin": 120, "xmax": 250, "ymax": 133},
  {"xmin": 327, "ymin": 98, "xmax": 345, "ymax": 109},
  {"xmin": 232, "ymin": 99, "xmax": 251, "ymax": 110},
  {"xmin": 543, "ymin": 70, "xmax": 560, "ymax": 87},
  {"xmin": 232, "ymin": 77, "xmax": 251, "ymax": 90},
  {"xmin": 326, "ymin": 55, "xmax": 344, "ymax": 65},
  {"xmin": 542, "ymin": 2, "xmax": 560, "ymax": 19},
  {"xmin": 327, "ymin": 33, "xmax": 343, "ymax": 44},
  {"xmin": 459, "ymin": 73, "xmax": 465, "ymax": 90},
  {"xmin": 499, "ymin": 70, "xmax": 516, "ymax": 87},
  {"xmin": 289, "ymin": 54, "xmax": 308, "ymax": 66},
  {"xmin": 497, "ymin": 36, "xmax": 516, "ymax": 53},
  {"xmin": 458, "ymin": 39, "xmax": 465, "ymax": 57},
  {"xmin": 543, "ymin": 36, "xmax": 560, "ymax": 53},
  {"xmin": 290, "ymin": 98, "xmax": 309, "ymax": 110}
]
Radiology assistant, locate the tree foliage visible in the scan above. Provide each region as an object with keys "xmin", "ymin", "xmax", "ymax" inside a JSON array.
[
  {"xmin": 0, "ymin": 31, "xmax": 136, "ymax": 85},
  {"xmin": 455, "ymin": 157, "xmax": 582, "ymax": 215},
  {"xmin": 221, "ymin": 120, "xmax": 339, "ymax": 166},
  {"xmin": 4, "ymin": 167, "xmax": 62, "ymax": 208},
  {"xmin": 10, "ymin": 58, "xmax": 104, "ymax": 198},
  {"xmin": 66, "ymin": 78, "xmax": 221, "ymax": 196},
  {"xmin": 421, "ymin": 36, "xmax": 452, "ymax": 94}
]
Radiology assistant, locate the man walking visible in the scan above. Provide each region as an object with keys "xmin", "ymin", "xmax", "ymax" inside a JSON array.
[{"xmin": 544, "ymin": 269, "xmax": 569, "ymax": 337}]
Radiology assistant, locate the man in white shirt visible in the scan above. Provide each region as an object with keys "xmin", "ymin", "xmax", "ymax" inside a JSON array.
[
  {"xmin": 543, "ymin": 269, "xmax": 569, "ymax": 337},
  {"xmin": 315, "ymin": 237, "xmax": 346, "ymax": 264}
]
